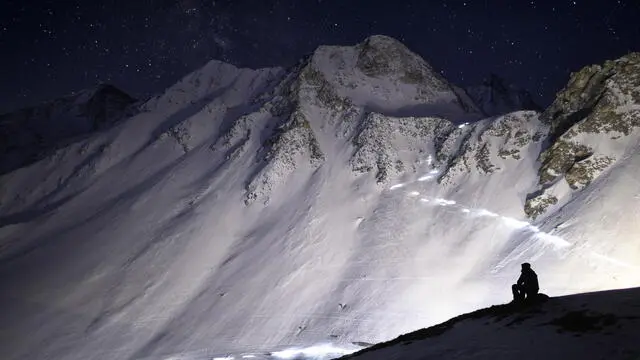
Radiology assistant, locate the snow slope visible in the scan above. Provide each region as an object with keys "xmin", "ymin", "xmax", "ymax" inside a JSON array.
[
  {"xmin": 342, "ymin": 287, "xmax": 640, "ymax": 360},
  {"xmin": 0, "ymin": 37, "xmax": 639, "ymax": 360}
]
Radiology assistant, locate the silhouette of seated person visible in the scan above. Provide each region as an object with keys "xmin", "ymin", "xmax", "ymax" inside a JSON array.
[{"xmin": 512, "ymin": 262, "xmax": 539, "ymax": 303}]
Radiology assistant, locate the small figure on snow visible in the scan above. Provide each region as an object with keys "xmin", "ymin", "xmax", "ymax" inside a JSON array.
[{"xmin": 512, "ymin": 262, "xmax": 539, "ymax": 302}]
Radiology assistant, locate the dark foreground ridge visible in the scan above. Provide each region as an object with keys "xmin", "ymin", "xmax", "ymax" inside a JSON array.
[
  {"xmin": 340, "ymin": 288, "xmax": 640, "ymax": 359},
  {"xmin": 341, "ymin": 294, "xmax": 550, "ymax": 359}
]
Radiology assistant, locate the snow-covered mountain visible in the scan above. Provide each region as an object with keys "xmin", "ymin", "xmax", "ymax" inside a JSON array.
[
  {"xmin": 0, "ymin": 35, "xmax": 638, "ymax": 360},
  {"xmin": 342, "ymin": 287, "xmax": 640, "ymax": 360},
  {"xmin": 465, "ymin": 74, "xmax": 541, "ymax": 116}
]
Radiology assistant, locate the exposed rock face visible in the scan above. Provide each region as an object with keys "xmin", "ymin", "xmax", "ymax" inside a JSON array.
[
  {"xmin": 355, "ymin": 35, "xmax": 451, "ymax": 93},
  {"xmin": 543, "ymin": 54, "xmax": 640, "ymax": 139},
  {"xmin": 311, "ymin": 35, "xmax": 483, "ymax": 119},
  {"xmin": 438, "ymin": 111, "xmax": 544, "ymax": 186},
  {"xmin": 350, "ymin": 113, "xmax": 453, "ymax": 183},
  {"xmin": 525, "ymin": 53, "xmax": 640, "ymax": 219},
  {"xmin": 242, "ymin": 35, "xmax": 485, "ymax": 203},
  {"xmin": 226, "ymin": 61, "xmax": 329, "ymax": 205},
  {"xmin": 0, "ymin": 84, "xmax": 135, "ymax": 175}
]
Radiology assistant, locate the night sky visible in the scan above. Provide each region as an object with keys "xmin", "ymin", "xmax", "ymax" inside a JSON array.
[{"xmin": 1, "ymin": 0, "xmax": 638, "ymax": 113}]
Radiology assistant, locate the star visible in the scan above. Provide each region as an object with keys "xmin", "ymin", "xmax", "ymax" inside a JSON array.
[{"xmin": 0, "ymin": 0, "xmax": 638, "ymax": 112}]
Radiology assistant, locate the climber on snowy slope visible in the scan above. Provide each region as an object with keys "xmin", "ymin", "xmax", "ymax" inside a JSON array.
[{"xmin": 512, "ymin": 262, "xmax": 539, "ymax": 302}]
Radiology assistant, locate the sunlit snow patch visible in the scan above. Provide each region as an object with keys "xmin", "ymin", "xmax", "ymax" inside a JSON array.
[
  {"xmin": 389, "ymin": 183, "xmax": 406, "ymax": 190},
  {"xmin": 271, "ymin": 344, "xmax": 358, "ymax": 359},
  {"xmin": 409, "ymin": 192, "xmax": 571, "ymax": 249},
  {"xmin": 458, "ymin": 122, "xmax": 469, "ymax": 129},
  {"xmin": 408, "ymin": 191, "xmax": 420, "ymax": 197}
]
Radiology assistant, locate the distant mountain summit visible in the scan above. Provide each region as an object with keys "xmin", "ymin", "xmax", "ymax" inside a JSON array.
[
  {"xmin": 0, "ymin": 83, "xmax": 135, "ymax": 174},
  {"xmin": 465, "ymin": 73, "xmax": 542, "ymax": 116}
]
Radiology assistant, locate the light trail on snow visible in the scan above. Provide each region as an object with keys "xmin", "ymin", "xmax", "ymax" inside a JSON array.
[
  {"xmin": 413, "ymin": 192, "xmax": 636, "ymax": 267},
  {"xmin": 388, "ymin": 171, "xmax": 638, "ymax": 269},
  {"xmin": 388, "ymin": 167, "xmax": 572, "ymax": 248},
  {"xmin": 413, "ymin": 192, "xmax": 572, "ymax": 249}
]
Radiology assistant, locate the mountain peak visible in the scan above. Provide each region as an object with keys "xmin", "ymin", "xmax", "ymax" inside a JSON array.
[
  {"xmin": 354, "ymin": 34, "xmax": 440, "ymax": 81},
  {"xmin": 482, "ymin": 73, "xmax": 510, "ymax": 90},
  {"xmin": 359, "ymin": 34, "xmax": 411, "ymax": 55},
  {"xmin": 465, "ymin": 74, "xmax": 541, "ymax": 117},
  {"xmin": 0, "ymin": 83, "xmax": 135, "ymax": 175},
  {"xmin": 304, "ymin": 35, "xmax": 481, "ymax": 119},
  {"xmin": 362, "ymin": 34, "xmax": 405, "ymax": 46}
]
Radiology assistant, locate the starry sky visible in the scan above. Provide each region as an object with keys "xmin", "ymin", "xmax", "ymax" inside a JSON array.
[{"xmin": 1, "ymin": 0, "xmax": 638, "ymax": 113}]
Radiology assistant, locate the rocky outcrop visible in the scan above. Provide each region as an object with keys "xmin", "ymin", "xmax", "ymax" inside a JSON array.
[
  {"xmin": 245, "ymin": 110, "xmax": 325, "ymax": 205},
  {"xmin": 525, "ymin": 53, "xmax": 640, "ymax": 219},
  {"xmin": 355, "ymin": 35, "xmax": 450, "ymax": 93},
  {"xmin": 542, "ymin": 54, "xmax": 640, "ymax": 139},
  {"xmin": 350, "ymin": 113, "xmax": 453, "ymax": 183},
  {"xmin": 439, "ymin": 111, "xmax": 544, "ymax": 186},
  {"xmin": 243, "ymin": 62, "xmax": 328, "ymax": 205},
  {"xmin": 298, "ymin": 62, "xmax": 353, "ymax": 113}
]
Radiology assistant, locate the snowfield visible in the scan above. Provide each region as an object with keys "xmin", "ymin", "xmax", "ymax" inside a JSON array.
[{"xmin": 0, "ymin": 36, "xmax": 638, "ymax": 360}]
